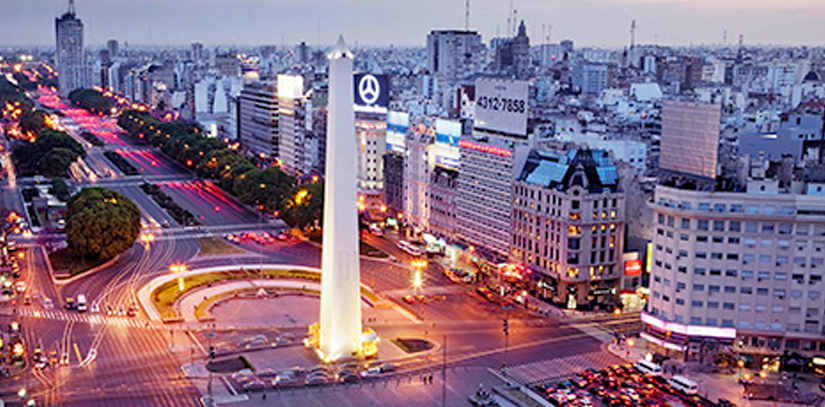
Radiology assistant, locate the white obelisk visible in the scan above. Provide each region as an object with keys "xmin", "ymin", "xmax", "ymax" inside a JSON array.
[{"xmin": 319, "ymin": 36, "xmax": 362, "ymax": 361}]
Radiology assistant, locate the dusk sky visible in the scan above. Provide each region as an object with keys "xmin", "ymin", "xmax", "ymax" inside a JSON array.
[{"xmin": 1, "ymin": 0, "xmax": 824, "ymax": 48}]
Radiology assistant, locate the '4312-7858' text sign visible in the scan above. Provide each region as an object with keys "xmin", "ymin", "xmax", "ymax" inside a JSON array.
[{"xmin": 473, "ymin": 77, "xmax": 528, "ymax": 137}]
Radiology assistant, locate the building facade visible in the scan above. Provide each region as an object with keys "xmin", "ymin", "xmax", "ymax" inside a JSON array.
[
  {"xmin": 660, "ymin": 100, "xmax": 721, "ymax": 179},
  {"xmin": 238, "ymin": 81, "xmax": 279, "ymax": 160},
  {"xmin": 645, "ymin": 181, "xmax": 825, "ymax": 363},
  {"xmin": 55, "ymin": 1, "xmax": 90, "ymax": 96},
  {"xmin": 426, "ymin": 30, "xmax": 484, "ymax": 86},
  {"xmin": 511, "ymin": 149, "xmax": 625, "ymax": 309}
]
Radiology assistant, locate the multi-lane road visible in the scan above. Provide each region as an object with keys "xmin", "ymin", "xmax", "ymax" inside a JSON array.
[{"xmin": 0, "ymin": 87, "xmax": 641, "ymax": 406}]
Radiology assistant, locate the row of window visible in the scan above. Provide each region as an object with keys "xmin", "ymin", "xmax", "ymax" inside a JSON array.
[{"xmin": 657, "ymin": 199, "xmax": 795, "ymax": 216}]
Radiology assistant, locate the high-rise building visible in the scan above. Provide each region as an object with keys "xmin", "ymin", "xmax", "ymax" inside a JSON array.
[
  {"xmin": 277, "ymin": 74, "xmax": 307, "ymax": 176},
  {"xmin": 426, "ymin": 30, "xmax": 484, "ymax": 86},
  {"xmin": 191, "ymin": 43, "xmax": 205, "ymax": 61},
  {"xmin": 237, "ymin": 81, "xmax": 279, "ymax": 160},
  {"xmin": 383, "ymin": 111, "xmax": 409, "ymax": 214},
  {"xmin": 573, "ymin": 64, "xmax": 608, "ymax": 96},
  {"xmin": 644, "ymin": 177, "xmax": 825, "ymax": 362},
  {"xmin": 660, "ymin": 100, "xmax": 721, "ymax": 180},
  {"xmin": 404, "ymin": 132, "xmax": 435, "ymax": 235},
  {"xmin": 55, "ymin": 0, "xmax": 90, "ymax": 96},
  {"xmin": 493, "ymin": 21, "xmax": 531, "ymax": 79},
  {"xmin": 456, "ymin": 77, "xmax": 530, "ymax": 262},
  {"xmin": 107, "ymin": 39, "xmax": 119, "ymax": 59},
  {"xmin": 511, "ymin": 149, "xmax": 625, "ymax": 309}
]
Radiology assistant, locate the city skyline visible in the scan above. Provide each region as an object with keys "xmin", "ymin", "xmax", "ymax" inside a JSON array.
[{"xmin": 0, "ymin": 0, "xmax": 823, "ymax": 48}]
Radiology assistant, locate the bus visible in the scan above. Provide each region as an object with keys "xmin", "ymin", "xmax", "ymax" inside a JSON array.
[
  {"xmin": 667, "ymin": 375, "xmax": 698, "ymax": 395},
  {"xmin": 633, "ymin": 360, "xmax": 663, "ymax": 376},
  {"xmin": 396, "ymin": 240, "xmax": 421, "ymax": 256}
]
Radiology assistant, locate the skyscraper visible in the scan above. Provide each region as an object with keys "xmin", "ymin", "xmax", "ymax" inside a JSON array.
[
  {"xmin": 55, "ymin": 0, "xmax": 90, "ymax": 96},
  {"xmin": 660, "ymin": 100, "xmax": 721, "ymax": 180}
]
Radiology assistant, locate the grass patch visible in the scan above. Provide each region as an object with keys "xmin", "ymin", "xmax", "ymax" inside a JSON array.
[
  {"xmin": 49, "ymin": 247, "xmax": 109, "ymax": 277},
  {"xmin": 207, "ymin": 355, "xmax": 253, "ymax": 373},
  {"xmin": 197, "ymin": 237, "xmax": 245, "ymax": 256},
  {"xmin": 152, "ymin": 268, "xmax": 321, "ymax": 320},
  {"xmin": 391, "ymin": 338, "xmax": 434, "ymax": 354},
  {"xmin": 152, "ymin": 268, "xmax": 384, "ymax": 320}
]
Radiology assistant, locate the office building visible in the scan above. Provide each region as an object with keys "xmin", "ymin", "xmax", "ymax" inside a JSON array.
[
  {"xmin": 660, "ymin": 100, "xmax": 722, "ymax": 179},
  {"xmin": 55, "ymin": 0, "xmax": 90, "ymax": 96},
  {"xmin": 426, "ymin": 30, "xmax": 484, "ymax": 85},
  {"xmin": 456, "ymin": 77, "xmax": 530, "ymax": 262},
  {"xmin": 277, "ymin": 74, "xmax": 307, "ymax": 176},
  {"xmin": 238, "ymin": 81, "xmax": 279, "ymax": 160},
  {"xmin": 404, "ymin": 132, "xmax": 435, "ymax": 235},
  {"xmin": 511, "ymin": 149, "xmax": 625, "ymax": 309},
  {"xmin": 573, "ymin": 64, "xmax": 608, "ymax": 96},
  {"xmin": 493, "ymin": 21, "xmax": 531, "ymax": 79},
  {"xmin": 107, "ymin": 39, "xmax": 119, "ymax": 59},
  {"xmin": 645, "ymin": 175, "xmax": 825, "ymax": 363}
]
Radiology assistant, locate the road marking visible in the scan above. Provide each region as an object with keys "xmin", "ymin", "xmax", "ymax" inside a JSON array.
[{"xmin": 73, "ymin": 342, "xmax": 82, "ymax": 364}]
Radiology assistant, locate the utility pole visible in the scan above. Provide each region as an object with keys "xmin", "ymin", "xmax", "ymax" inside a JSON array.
[
  {"xmin": 442, "ymin": 334, "xmax": 447, "ymax": 407},
  {"xmin": 502, "ymin": 304, "xmax": 513, "ymax": 374}
]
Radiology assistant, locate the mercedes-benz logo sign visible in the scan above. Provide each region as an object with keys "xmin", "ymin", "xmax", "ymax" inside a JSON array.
[{"xmin": 358, "ymin": 74, "xmax": 381, "ymax": 105}]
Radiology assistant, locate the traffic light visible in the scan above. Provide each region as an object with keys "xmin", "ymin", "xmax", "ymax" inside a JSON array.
[
  {"xmin": 209, "ymin": 346, "xmax": 215, "ymax": 360},
  {"xmin": 502, "ymin": 319, "xmax": 509, "ymax": 334}
]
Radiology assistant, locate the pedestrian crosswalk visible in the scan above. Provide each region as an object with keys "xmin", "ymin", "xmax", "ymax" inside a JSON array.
[
  {"xmin": 502, "ymin": 351, "xmax": 626, "ymax": 386},
  {"xmin": 8, "ymin": 308, "xmax": 155, "ymax": 329},
  {"xmin": 382, "ymin": 284, "xmax": 467, "ymax": 297}
]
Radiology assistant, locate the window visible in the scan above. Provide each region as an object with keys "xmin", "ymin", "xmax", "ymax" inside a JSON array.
[
  {"xmin": 713, "ymin": 221, "xmax": 725, "ymax": 232},
  {"xmin": 774, "ymin": 289, "xmax": 786, "ymax": 298},
  {"xmin": 723, "ymin": 303, "xmax": 735, "ymax": 310},
  {"xmin": 694, "ymin": 268, "xmax": 706, "ymax": 276},
  {"xmin": 724, "ymin": 286, "xmax": 736, "ymax": 293},
  {"xmin": 727, "ymin": 254, "xmax": 739, "ymax": 260},
  {"xmin": 708, "ymin": 302, "xmax": 719, "ymax": 309},
  {"xmin": 690, "ymin": 317, "xmax": 703, "ymax": 325},
  {"xmin": 729, "ymin": 221, "xmax": 741, "ymax": 232},
  {"xmin": 757, "ymin": 288, "xmax": 769, "ymax": 295},
  {"xmin": 731, "ymin": 204, "xmax": 743, "ymax": 213},
  {"xmin": 741, "ymin": 287, "xmax": 753, "ymax": 294},
  {"xmin": 725, "ymin": 270, "xmax": 738, "ymax": 277},
  {"xmin": 676, "ymin": 298, "xmax": 685, "ymax": 305},
  {"xmin": 709, "ymin": 285, "xmax": 721, "ymax": 293},
  {"xmin": 742, "ymin": 270, "xmax": 754, "ymax": 279},
  {"xmin": 758, "ymin": 271, "xmax": 771, "ymax": 280},
  {"xmin": 681, "ymin": 219, "xmax": 691, "ymax": 229},
  {"xmin": 698, "ymin": 220, "xmax": 709, "ymax": 231},
  {"xmin": 729, "ymin": 237, "xmax": 741, "ymax": 244},
  {"xmin": 693, "ymin": 284, "xmax": 705, "ymax": 292},
  {"xmin": 762, "ymin": 223, "xmax": 775, "ymax": 234},
  {"xmin": 740, "ymin": 304, "xmax": 752, "ymax": 311},
  {"xmin": 692, "ymin": 301, "xmax": 703, "ymax": 307}
]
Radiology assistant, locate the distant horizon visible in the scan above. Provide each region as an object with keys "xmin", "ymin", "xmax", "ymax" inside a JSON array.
[{"xmin": 1, "ymin": 0, "xmax": 824, "ymax": 49}]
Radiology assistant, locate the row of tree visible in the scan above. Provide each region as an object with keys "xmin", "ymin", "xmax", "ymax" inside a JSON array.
[
  {"xmin": 117, "ymin": 109, "xmax": 324, "ymax": 229},
  {"xmin": 12, "ymin": 130, "xmax": 85, "ymax": 177},
  {"xmin": 68, "ymin": 88, "xmax": 114, "ymax": 115}
]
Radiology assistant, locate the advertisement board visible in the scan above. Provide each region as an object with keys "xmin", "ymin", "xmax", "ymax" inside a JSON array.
[
  {"xmin": 354, "ymin": 73, "xmax": 389, "ymax": 112},
  {"xmin": 386, "ymin": 111, "xmax": 409, "ymax": 154},
  {"xmin": 434, "ymin": 118, "xmax": 460, "ymax": 169},
  {"xmin": 277, "ymin": 74, "xmax": 304, "ymax": 99},
  {"xmin": 473, "ymin": 78, "xmax": 528, "ymax": 136},
  {"xmin": 624, "ymin": 259, "xmax": 642, "ymax": 276}
]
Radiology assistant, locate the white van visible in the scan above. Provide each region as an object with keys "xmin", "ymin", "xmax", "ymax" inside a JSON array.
[
  {"xmin": 668, "ymin": 375, "xmax": 698, "ymax": 395},
  {"xmin": 634, "ymin": 360, "xmax": 663, "ymax": 376},
  {"xmin": 76, "ymin": 294, "xmax": 87, "ymax": 312}
]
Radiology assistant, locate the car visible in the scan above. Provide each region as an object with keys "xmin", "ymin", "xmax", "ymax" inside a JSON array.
[
  {"xmin": 403, "ymin": 295, "xmax": 415, "ymax": 304},
  {"xmin": 14, "ymin": 281, "xmax": 26, "ymax": 294},
  {"xmin": 360, "ymin": 367, "xmax": 383, "ymax": 378},
  {"xmin": 242, "ymin": 379, "xmax": 265, "ymax": 392},
  {"xmin": 59, "ymin": 352, "xmax": 69, "ymax": 366},
  {"xmin": 160, "ymin": 220, "xmax": 171, "ymax": 228},
  {"xmin": 379, "ymin": 363, "xmax": 397, "ymax": 373},
  {"xmin": 43, "ymin": 298, "xmax": 54, "ymax": 309},
  {"xmin": 340, "ymin": 373, "xmax": 360, "ymax": 383},
  {"xmin": 65, "ymin": 298, "xmax": 75, "ymax": 310},
  {"xmin": 306, "ymin": 374, "xmax": 331, "ymax": 386},
  {"xmin": 126, "ymin": 306, "xmax": 137, "ymax": 317}
]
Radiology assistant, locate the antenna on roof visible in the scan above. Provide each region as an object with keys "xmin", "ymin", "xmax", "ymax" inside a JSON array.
[
  {"xmin": 465, "ymin": 0, "xmax": 470, "ymax": 30},
  {"xmin": 68, "ymin": 0, "xmax": 76, "ymax": 14},
  {"xmin": 630, "ymin": 20, "xmax": 636, "ymax": 50}
]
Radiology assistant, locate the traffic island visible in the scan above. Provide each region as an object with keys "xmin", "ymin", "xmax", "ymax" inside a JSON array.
[{"xmin": 392, "ymin": 338, "xmax": 435, "ymax": 354}]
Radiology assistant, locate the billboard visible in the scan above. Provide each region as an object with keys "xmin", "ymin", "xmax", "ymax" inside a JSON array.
[
  {"xmin": 434, "ymin": 118, "xmax": 460, "ymax": 169},
  {"xmin": 624, "ymin": 259, "xmax": 642, "ymax": 276},
  {"xmin": 277, "ymin": 74, "xmax": 304, "ymax": 99},
  {"xmin": 386, "ymin": 111, "xmax": 409, "ymax": 154},
  {"xmin": 354, "ymin": 73, "xmax": 389, "ymax": 112},
  {"xmin": 473, "ymin": 78, "xmax": 528, "ymax": 136}
]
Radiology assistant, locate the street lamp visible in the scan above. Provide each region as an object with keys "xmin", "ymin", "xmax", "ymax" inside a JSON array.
[{"xmin": 411, "ymin": 260, "xmax": 426, "ymax": 336}]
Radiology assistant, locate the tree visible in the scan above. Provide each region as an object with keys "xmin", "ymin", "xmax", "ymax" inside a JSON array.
[
  {"xmin": 50, "ymin": 178, "xmax": 71, "ymax": 201},
  {"xmin": 39, "ymin": 148, "xmax": 77, "ymax": 177},
  {"xmin": 280, "ymin": 182, "xmax": 324, "ymax": 230},
  {"xmin": 19, "ymin": 109, "xmax": 48, "ymax": 136},
  {"xmin": 66, "ymin": 188, "xmax": 140, "ymax": 261}
]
